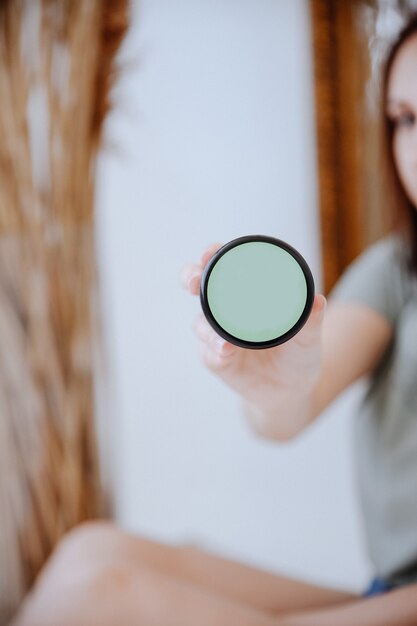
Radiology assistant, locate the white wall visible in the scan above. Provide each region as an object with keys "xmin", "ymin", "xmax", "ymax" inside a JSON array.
[{"xmin": 95, "ymin": 0, "xmax": 372, "ymax": 593}]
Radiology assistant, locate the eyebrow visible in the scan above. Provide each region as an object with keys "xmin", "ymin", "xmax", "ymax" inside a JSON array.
[{"xmin": 386, "ymin": 97, "xmax": 410, "ymax": 107}]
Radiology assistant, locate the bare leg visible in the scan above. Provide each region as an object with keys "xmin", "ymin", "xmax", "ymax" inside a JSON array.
[
  {"xmin": 273, "ymin": 582, "xmax": 417, "ymax": 626},
  {"xmin": 14, "ymin": 564, "xmax": 283, "ymax": 626},
  {"xmin": 50, "ymin": 521, "xmax": 360, "ymax": 614},
  {"xmin": 117, "ymin": 534, "xmax": 360, "ymax": 614},
  {"xmin": 16, "ymin": 535, "xmax": 416, "ymax": 626}
]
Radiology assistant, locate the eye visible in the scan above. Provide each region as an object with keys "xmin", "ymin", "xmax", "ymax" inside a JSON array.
[{"xmin": 392, "ymin": 112, "xmax": 415, "ymax": 128}]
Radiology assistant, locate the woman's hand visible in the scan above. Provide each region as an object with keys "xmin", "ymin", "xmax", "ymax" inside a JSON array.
[{"xmin": 180, "ymin": 243, "xmax": 327, "ymax": 440}]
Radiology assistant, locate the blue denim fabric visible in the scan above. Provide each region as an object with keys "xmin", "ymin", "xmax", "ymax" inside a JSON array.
[{"xmin": 362, "ymin": 576, "xmax": 396, "ymax": 598}]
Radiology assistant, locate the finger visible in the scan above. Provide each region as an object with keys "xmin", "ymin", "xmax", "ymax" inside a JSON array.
[
  {"xmin": 201, "ymin": 242, "xmax": 223, "ymax": 268},
  {"xmin": 192, "ymin": 314, "xmax": 213, "ymax": 342},
  {"xmin": 180, "ymin": 243, "xmax": 224, "ymax": 294},
  {"xmin": 301, "ymin": 293, "xmax": 326, "ymax": 327},
  {"xmin": 179, "ymin": 263, "xmax": 202, "ymax": 292},
  {"xmin": 198, "ymin": 339, "xmax": 236, "ymax": 371},
  {"xmin": 295, "ymin": 294, "xmax": 327, "ymax": 347},
  {"xmin": 193, "ymin": 314, "xmax": 236, "ymax": 356},
  {"xmin": 208, "ymin": 332, "xmax": 236, "ymax": 357},
  {"xmin": 309, "ymin": 293, "xmax": 327, "ymax": 323}
]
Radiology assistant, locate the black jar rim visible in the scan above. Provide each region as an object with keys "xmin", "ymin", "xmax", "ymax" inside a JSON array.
[{"xmin": 199, "ymin": 234, "xmax": 315, "ymax": 350}]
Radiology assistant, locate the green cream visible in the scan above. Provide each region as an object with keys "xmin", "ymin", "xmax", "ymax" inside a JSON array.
[{"xmin": 207, "ymin": 241, "xmax": 308, "ymax": 342}]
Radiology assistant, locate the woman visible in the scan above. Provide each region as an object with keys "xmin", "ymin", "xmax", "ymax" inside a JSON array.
[{"xmin": 12, "ymin": 10, "xmax": 417, "ymax": 626}]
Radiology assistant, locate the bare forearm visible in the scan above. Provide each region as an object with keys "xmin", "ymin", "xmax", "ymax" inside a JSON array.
[
  {"xmin": 274, "ymin": 583, "xmax": 417, "ymax": 626},
  {"xmin": 241, "ymin": 390, "xmax": 315, "ymax": 442}
]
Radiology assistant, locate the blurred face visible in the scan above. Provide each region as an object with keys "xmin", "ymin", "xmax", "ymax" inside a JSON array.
[{"xmin": 386, "ymin": 33, "xmax": 417, "ymax": 208}]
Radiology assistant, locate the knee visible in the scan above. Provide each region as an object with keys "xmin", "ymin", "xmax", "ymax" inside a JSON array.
[
  {"xmin": 53, "ymin": 522, "xmax": 201, "ymax": 583},
  {"xmin": 60, "ymin": 518, "xmax": 117, "ymax": 544},
  {"xmin": 48, "ymin": 519, "xmax": 125, "ymax": 580},
  {"xmin": 39, "ymin": 521, "xmax": 148, "ymax": 597},
  {"xmin": 83, "ymin": 561, "xmax": 143, "ymax": 598}
]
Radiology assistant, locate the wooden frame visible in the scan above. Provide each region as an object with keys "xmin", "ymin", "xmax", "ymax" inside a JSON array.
[{"xmin": 309, "ymin": 0, "xmax": 388, "ymax": 294}]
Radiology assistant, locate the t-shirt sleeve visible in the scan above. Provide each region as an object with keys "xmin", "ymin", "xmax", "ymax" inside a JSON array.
[{"xmin": 327, "ymin": 234, "xmax": 408, "ymax": 326}]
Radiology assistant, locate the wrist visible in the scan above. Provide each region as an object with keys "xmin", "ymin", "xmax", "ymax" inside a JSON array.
[{"xmin": 241, "ymin": 393, "xmax": 313, "ymax": 442}]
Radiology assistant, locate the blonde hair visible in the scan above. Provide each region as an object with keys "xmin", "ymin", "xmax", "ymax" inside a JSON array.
[{"xmin": 0, "ymin": 1, "xmax": 129, "ymax": 621}]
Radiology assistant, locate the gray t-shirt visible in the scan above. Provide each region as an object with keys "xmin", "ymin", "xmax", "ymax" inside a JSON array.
[{"xmin": 328, "ymin": 232, "xmax": 417, "ymax": 586}]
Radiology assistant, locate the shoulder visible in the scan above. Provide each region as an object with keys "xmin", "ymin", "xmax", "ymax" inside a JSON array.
[
  {"xmin": 328, "ymin": 231, "xmax": 412, "ymax": 326},
  {"xmin": 360, "ymin": 232, "xmax": 406, "ymax": 266},
  {"xmin": 342, "ymin": 232, "xmax": 410, "ymax": 283}
]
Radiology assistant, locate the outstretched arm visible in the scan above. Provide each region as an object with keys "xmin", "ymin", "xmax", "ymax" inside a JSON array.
[{"xmin": 276, "ymin": 582, "xmax": 417, "ymax": 626}]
